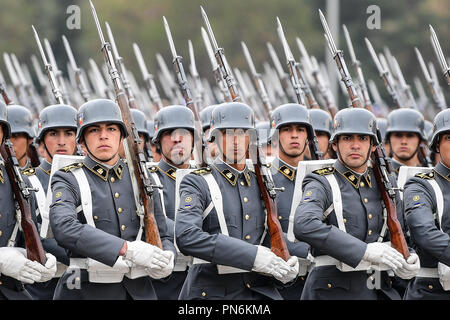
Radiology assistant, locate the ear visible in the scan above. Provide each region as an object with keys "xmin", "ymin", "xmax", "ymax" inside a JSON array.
[{"xmin": 331, "ymin": 141, "xmax": 338, "ymax": 152}]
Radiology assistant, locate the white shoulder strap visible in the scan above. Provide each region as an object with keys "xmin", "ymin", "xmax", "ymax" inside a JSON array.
[
  {"xmin": 427, "ymin": 179, "xmax": 444, "ymax": 228},
  {"xmin": 71, "ymin": 167, "xmax": 95, "ymax": 228},
  {"xmin": 27, "ymin": 174, "xmax": 46, "ymax": 219},
  {"xmin": 201, "ymin": 173, "xmax": 229, "ymax": 236},
  {"xmin": 150, "ymin": 171, "xmax": 166, "ymax": 218},
  {"xmin": 324, "ymin": 174, "xmax": 346, "ymax": 232}
]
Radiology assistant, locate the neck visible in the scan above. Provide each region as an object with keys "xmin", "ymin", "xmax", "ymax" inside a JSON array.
[
  {"xmin": 279, "ymin": 151, "xmax": 303, "ymax": 168},
  {"xmin": 162, "ymin": 156, "xmax": 190, "ymax": 169},
  {"xmin": 393, "ymin": 154, "xmax": 420, "ymax": 167},
  {"xmin": 338, "ymin": 159, "xmax": 368, "ymax": 174},
  {"xmin": 219, "ymin": 156, "xmax": 246, "ymax": 172}
]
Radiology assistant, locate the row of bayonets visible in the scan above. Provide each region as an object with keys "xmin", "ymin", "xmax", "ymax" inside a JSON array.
[{"xmin": 1, "ymin": 4, "xmax": 449, "ymax": 123}]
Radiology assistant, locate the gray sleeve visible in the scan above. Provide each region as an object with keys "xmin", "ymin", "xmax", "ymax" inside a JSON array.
[
  {"xmin": 293, "ymin": 174, "xmax": 367, "ymax": 268},
  {"xmin": 175, "ymin": 174, "xmax": 257, "ymax": 271},
  {"xmin": 49, "ymin": 170, "xmax": 125, "ymax": 267}
]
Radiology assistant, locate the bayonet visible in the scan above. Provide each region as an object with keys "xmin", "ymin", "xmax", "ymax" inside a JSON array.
[
  {"xmin": 188, "ymin": 39, "xmax": 204, "ymax": 109},
  {"xmin": 44, "ymin": 38, "xmax": 71, "ymax": 104},
  {"xmin": 430, "ymin": 25, "xmax": 450, "ymax": 85}
]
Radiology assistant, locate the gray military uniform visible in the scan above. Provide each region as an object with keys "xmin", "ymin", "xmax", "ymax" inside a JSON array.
[
  {"xmin": 150, "ymin": 158, "xmax": 189, "ymax": 300},
  {"xmin": 50, "ymin": 155, "xmax": 175, "ymax": 300},
  {"xmin": 294, "ymin": 160, "xmax": 405, "ymax": 300},
  {"xmin": 175, "ymin": 158, "xmax": 284, "ymax": 300},
  {"xmin": 404, "ymin": 162, "xmax": 450, "ymax": 299},
  {"xmin": 270, "ymin": 157, "xmax": 310, "ymax": 299}
]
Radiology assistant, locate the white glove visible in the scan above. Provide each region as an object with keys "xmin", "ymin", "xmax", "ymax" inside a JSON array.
[
  {"xmin": 362, "ymin": 243, "xmax": 404, "ymax": 270},
  {"xmin": 35, "ymin": 253, "xmax": 57, "ymax": 282},
  {"xmin": 276, "ymin": 256, "xmax": 300, "ymax": 284},
  {"xmin": 394, "ymin": 253, "xmax": 420, "ymax": 280},
  {"xmin": 146, "ymin": 251, "xmax": 175, "ymax": 280},
  {"xmin": 0, "ymin": 247, "xmax": 42, "ymax": 284},
  {"xmin": 252, "ymin": 245, "xmax": 290, "ymax": 279},
  {"xmin": 124, "ymin": 240, "xmax": 169, "ymax": 269}
]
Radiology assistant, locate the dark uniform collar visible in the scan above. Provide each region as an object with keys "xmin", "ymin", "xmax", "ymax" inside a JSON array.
[
  {"xmin": 157, "ymin": 158, "xmax": 179, "ymax": 181},
  {"xmin": 83, "ymin": 155, "xmax": 125, "ymax": 181},
  {"xmin": 334, "ymin": 160, "xmax": 372, "ymax": 189},
  {"xmin": 212, "ymin": 157, "xmax": 251, "ymax": 186},
  {"xmin": 390, "ymin": 158, "xmax": 403, "ymax": 174},
  {"xmin": 435, "ymin": 161, "xmax": 450, "ymax": 182},
  {"xmin": 39, "ymin": 159, "xmax": 52, "ymax": 176},
  {"xmin": 272, "ymin": 156, "xmax": 296, "ymax": 181}
]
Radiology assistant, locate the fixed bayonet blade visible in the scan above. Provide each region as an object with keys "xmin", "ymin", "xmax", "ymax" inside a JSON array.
[
  {"xmin": 365, "ymin": 38, "xmax": 385, "ymax": 75},
  {"xmin": 296, "ymin": 37, "xmax": 313, "ymax": 72},
  {"xmin": 3, "ymin": 53, "xmax": 20, "ymax": 87},
  {"xmin": 241, "ymin": 41, "xmax": 257, "ymax": 76},
  {"xmin": 163, "ymin": 16, "xmax": 178, "ymax": 59},
  {"xmin": 188, "ymin": 39, "xmax": 199, "ymax": 77},
  {"xmin": 44, "ymin": 38, "xmax": 59, "ymax": 72},
  {"xmin": 342, "ymin": 24, "xmax": 357, "ymax": 64},
  {"xmin": 276, "ymin": 17, "xmax": 294, "ymax": 62},
  {"xmin": 200, "ymin": 6, "xmax": 219, "ymax": 52},
  {"xmin": 62, "ymin": 35, "xmax": 79, "ymax": 71},
  {"xmin": 105, "ymin": 22, "xmax": 121, "ymax": 61},
  {"xmin": 89, "ymin": 0, "xmax": 106, "ymax": 46},
  {"xmin": 133, "ymin": 43, "xmax": 150, "ymax": 79},
  {"xmin": 319, "ymin": 9, "xmax": 338, "ymax": 56},
  {"xmin": 267, "ymin": 42, "xmax": 285, "ymax": 78},
  {"xmin": 10, "ymin": 54, "xmax": 27, "ymax": 86},
  {"xmin": 201, "ymin": 27, "xmax": 218, "ymax": 69},
  {"xmin": 415, "ymin": 47, "xmax": 432, "ymax": 83},
  {"xmin": 430, "ymin": 25, "xmax": 449, "ymax": 72},
  {"xmin": 32, "ymin": 26, "xmax": 49, "ymax": 67}
]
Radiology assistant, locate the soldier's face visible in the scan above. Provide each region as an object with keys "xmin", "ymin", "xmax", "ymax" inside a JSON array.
[
  {"xmin": 82, "ymin": 123, "xmax": 122, "ymax": 165},
  {"xmin": 278, "ymin": 124, "xmax": 308, "ymax": 157},
  {"xmin": 218, "ymin": 129, "xmax": 249, "ymax": 164},
  {"xmin": 316, "ymin": 131, "xmax": 330, "ymax": 156},
  {"xmin": 10, "ymin": 133, "xmax": 31, "ymax": 161},
  {"xmin": 160, "ymin": 129, "xmax": 193, "ymax": 166},
  {"xmin": 438, "ymin": 133, "xmax": 450, "ymax": 167},
  {"xmin": 333, "ymin": 134, "xmax": 376, "ymax": 173},
  {"xmin": 43, "ymin": 128, "xmax": 77, "ymax": 162},
  {"xmin": 389, "ymin": 132, "xmax": 420, "ymax": 161}
]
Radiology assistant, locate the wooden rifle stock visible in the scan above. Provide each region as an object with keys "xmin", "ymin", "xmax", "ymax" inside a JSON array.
[{"xmin": 0, "ymin": 141, "xmax": 46, "ymax": 264}]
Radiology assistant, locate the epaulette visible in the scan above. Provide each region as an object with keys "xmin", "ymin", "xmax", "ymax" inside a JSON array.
[
  {"xmin": 60, "ymin": 162, "xmax": 84, "ymax": 172},
  {"xmin": 148, "ymin": 166, "xmax": 158, "ymax": 173},
  {"xmin": 312, "ymin": 167, "xmax": 335, "ymax": 176},
  {"xmin": 192, "ymin": 166, "xmax": 211, "ymax": 175},
  {"xmin": 414, "ymin": 171, "xmax": 435, "ymax": 180},
  {"xmin": 22, "ymin": 167, "xmax": 37, "ymax": 176}
]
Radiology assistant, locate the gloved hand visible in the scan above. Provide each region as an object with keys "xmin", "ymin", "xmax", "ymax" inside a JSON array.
[
  {"xmin": 394, "ymin": 253, "xmax": 420, "ymax": 280},
  {"xmin": 124, "ymin": 240, "xmax": 169, "ymax": 269},
  {"xmin": 0, "ymin": 247, "xmax": 43, "ymax": 284},
  {"xmin": 276, "ymin": 256, "xmax": 300, "ymax": 284},
  {"xmin": 362, "ymin": 243, "xmax": 404, "ymax": 270},
  {"xmin": 251, "ymin": 245, "xmax": 290, "ymax": 279},
  {"xmin": 35, "ymin": 253, "xmax": 57, "ymax": 282},
  {"xmin": 146, "ymin": 250, "xmax": 175, "ymax": 280}
]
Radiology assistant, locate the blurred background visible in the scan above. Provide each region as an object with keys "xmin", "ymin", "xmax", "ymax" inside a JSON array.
[{"xmin": 0, "ymin": 0, "xmax": 448, "ymax": 119}]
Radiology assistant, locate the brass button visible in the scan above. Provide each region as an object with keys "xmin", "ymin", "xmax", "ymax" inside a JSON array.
[
  {"xmin": 368, "ymin": 230, "xmax": 373, "ymax": 235},
  {"xmin": 201, "ymin": 292, "xmax": 206, "ymax": 297},
  {"xmin": 245, "ymin": 235, "xmax": 251, "ymax": 240},
  {"xmin": 327, "ymin": 283, "xmax": 332, "ymax": 288},
  {"xmin": 93, "ymin": 216, "xmax": 98, "ymax": 220},
  {"xmin": 110, "ymin": 177, "xmax": 115, "ymax": 183},
  {"xmin": 0, "ymin": 213, "xmax": 2, "ymax": 218},
  {"xmin": 364, "ymin": 198, "xmax": 368, "ymax": 203},
  {"xmin": 240, "ymin": 181, "xmax": 245, "ymax": 186},
  {"xmin": 115, "ymin": 192, "xmax": 120, "ymax": 198},
  {"xmin": 343, "ymin": 218, "xmax": 347, "ymax": 223},
  {"xmin": 243, "ymin": 197, "xmax": 248, "ymax": 203},
  {"xmin": 0, "ymin": 281, "xmax": 2, "ymax": 285},
  {"xmin": 246, "ymin": 283, "xmax": 251, "ymax": 288},
  {"xmin": 278, "ymin": 216, "xmax": 282, "ymax": 220},
  {"xmin": 121, "ymin": 225, "xmax": 126, "ymax": 231},
  {"xmin": 368, "ymin": 214, "xmax": 373, "ymax": 219},
  {"xmin": 245, "ymin": 214, "xmax": 250, "ymax": 220},
  {"xmin": 118, "ymin": 208, "xmax": 123, "ymax": 213},
  {"xmin": 300, "ymin": 277, "xmax": 305, "ymax": 281},
  {"xmin": 0, "ymin": 230, "xmax": 2, "ymax": 237},
  {"xmin": 360, "ymin": 182, "xmax": 365, "ymax": 188},
  {"xmin": 428, "ymin": 285, "xmax": 433, "ymax": 290}
]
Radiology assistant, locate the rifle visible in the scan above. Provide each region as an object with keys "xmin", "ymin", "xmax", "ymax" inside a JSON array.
[
  {"xmin": 188, "ymin": 39, "xmax": 205, "ymax": 110},
  {"xmin": 320, "ymin": 10, "xmax": 409, "ymax": 259},
  {"xmin": 162, "ymin": 16, "xmax": 205, "ymax": 168},
  {"xmin": 276, "ymin": 17, "xmax": 323, "ymax": 161},
  {"xmin": 43, "ymin": 39, "xmax": 71, "ymax": 105},
  {"xmin": 4, "ymin": 53, "xmax": 27, "ymax": 106},
  {"xmin": 156, "ymin": 53, "xmax": 184, "ymax": 104},
  {"xmin": 89, "ymin": 0, "xmax": 162, "ymax": 248},
  {"xmin": 133, "ymin": 42, "xmax": 163, "ymax": 112},
  {"xmin": 201, "ymin": 6, "xmax": 290, "ymax": 261},
  {"xmin": 430, "ymin": 25, "xmax": 450, "ymax": 86},
  {"xmin": 266, "ymin": 42, "xmax": 296, "ymax": 103}
]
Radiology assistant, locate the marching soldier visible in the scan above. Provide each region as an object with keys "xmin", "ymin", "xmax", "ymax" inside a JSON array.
[
  {"xmin": 309, "ymin": 108, "xmax": 335, "ymax": 160},
  {"xmin": 7, "ymin": 105, "xmax": 36, "ymax": 169},
  {"xmin": 149, "ymin": 105, "xmax": 196, "ymax": 300},
  {"xmin": 403, "ymin": 109, "xmax": 450, "ymax": 300},
  {"xmin": 294, "ymin": 107, "xmax": 420, "ymax": 300},
  {"xmin": 49, "ymin": 99, "xmax": 176, "ymax": 300},
  {"xmin": 0, "ymin": 100, "xmax": 57, "ymax": 300},
  {"xmin": 200, "ymin": 104, "xmax": 219, "ymax": 163},
  {"xmin": 385, "ymin": 108, "xmax": 429, "ymax": 174},
  {"xmin": 22, "ymin": 104, "xmax": 78, "ymax": 299},
  {"xmin": 268, "ymin": 103, "xmax": 314, "ymax": 299},
  {"xmin": 175, "ymin": 102, "xmax": 299, "ymax": 300}
]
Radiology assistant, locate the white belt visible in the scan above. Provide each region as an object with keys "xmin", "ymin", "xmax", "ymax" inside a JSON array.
[
  {"xmin": 417, "ymin": 267, "xmax": 439, "ymax": 278},
  {"xmin": 313, "ymin": 255, "xmax": 391, "ymax": 272},
  {"xmin": 192, "ymin": 257, "xmax": 249, "ymax": 274},
  {"xmin": 54, "ymin": 263, "xmax": 68, "ymax": 278},
  {"xmin": 173, "ymin": 254, "xmax": 193, "ymax": 272}
]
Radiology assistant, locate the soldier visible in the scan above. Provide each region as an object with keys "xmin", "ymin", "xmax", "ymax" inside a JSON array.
[
  {"xmin": 294, "ymin": 107, "xmax": 420, "ymax": 300},
  {"xmin": 385, "ymin": 108, "xmax": 429, "ymax": 174},
  {"xmin": 403, "ymin": 109, "xmax": 450, "ymax": 299},
  {"xmin": 309, "ymin": 108, "xmax": 335, "ymax": 160},
  {"xmin": 268, "ymin": 103, "xmax": 314, "ymax": 299},
  {"xmin": 7, "ymin": 105, "xmax": 36, "ymax": 169},
  {"xmin": 22, "ymin": 104, "xmax": 78, "ymax": 300},
  {"xmin": 49, "ymin": 99, "xmax": 176, "ymax": 300},
  {"xmin": 149, "ymin": 105, "xmax": 196, "ymax": 300},
  {"xmin": 255, "ymin": 121, "xmax": 273, "ymax": 158},
  {"xmin": 146, "ymin": 120, "xmax": 161, "ymax": 163},
  {"xmin": 376, "ymin": 118, "xmax": 389, "ymax": 156},
  {"xmin": 200, "ymin": 104, "xmax": 219, "ymax": 163},
  {"xmin": 0, "ymin": 100, "xmax": 57, "ymax": 300},
  {"xmin": 176, "ymin": 102, "xmax": 299, "ymax": 300}
]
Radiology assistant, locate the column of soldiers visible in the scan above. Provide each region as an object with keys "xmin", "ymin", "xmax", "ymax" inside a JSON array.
[{"xmin": 0, "ymin": 7, "xmax": 449, "ymax": 301}]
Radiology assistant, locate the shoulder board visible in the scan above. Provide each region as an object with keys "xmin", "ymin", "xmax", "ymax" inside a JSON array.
[
  {"xmin": 148, "ymin": 166, "xmax": 158, "ymax": 173},
  {"xmin": 60, "ymin": 162, "xmax": 84, "ymax": 173},
  {"xmin": 192, "ymin": 166, "xmax": 212, "ymax": 175},
  {"xmin": 22, "ymin": 167, "xmax": 36, "ymax": 176},
  {"xmin": 414, "ymin": 171, "xmax": 435, "ymax": 180},
  {"xmin": 312, "ymin": 167, "xmax": 335, "ymax": 176}
]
